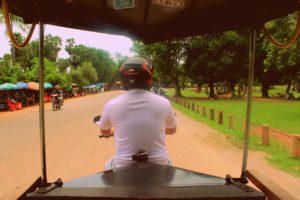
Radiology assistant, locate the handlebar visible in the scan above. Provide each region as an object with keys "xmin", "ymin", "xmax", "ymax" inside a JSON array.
[
  {"xmin": 98, "ymin": 134, "xmax": 113, "ymax": 139},
  {"xmin": 94, "ymin": 115, "xmax": 113, "ymax": 139}
]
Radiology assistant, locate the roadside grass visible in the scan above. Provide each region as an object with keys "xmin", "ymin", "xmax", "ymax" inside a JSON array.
[
  {"xmin": 167, "ymin": 88, "xmax": 300, "ymax": 134},
  {"xmin": 177, "ymin": 86, "xmax": 300, "ymax": 99},
  {"xmin": 168, "ymin": 87, "xmax": 300, "ymax": 177}
]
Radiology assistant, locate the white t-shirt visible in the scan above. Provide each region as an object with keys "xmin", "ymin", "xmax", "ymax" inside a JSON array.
[{"xmin": 98, "ymin": 89, "xmax": 177, "ymax": 168}]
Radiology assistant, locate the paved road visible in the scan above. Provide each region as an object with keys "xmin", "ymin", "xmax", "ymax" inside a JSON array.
[
  {"xmin": 1, "ymin": 90, "xmax": 299, "ymax": 199},
  {"xmin": 0, "ymin": 91, "xmax": 121, "ymax": 199}
]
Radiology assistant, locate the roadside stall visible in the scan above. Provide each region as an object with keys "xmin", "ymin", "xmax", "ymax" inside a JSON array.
[
  {"xmin": 44, "ymin": 82, "xmax": 53, "ymax": 102},
  {"xmin": 0, "ymin": 82, "xmax": 22, "ymax": 111},
  {"xmin": 15, "ymin": 81, "xmax": 29, "ymax": 107},
  {"xmin": 26, "ymin": 82, "xmax": 39, "ymax": 106}
]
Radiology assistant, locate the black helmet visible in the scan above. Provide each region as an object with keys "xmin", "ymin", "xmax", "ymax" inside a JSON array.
[{"xmin": 120, "ymin": 56, "xmax": 153, "ymax": 90}]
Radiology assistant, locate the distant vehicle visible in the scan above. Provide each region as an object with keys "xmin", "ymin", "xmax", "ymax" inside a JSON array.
[
  {"xmin": 151, "ymin": 86, "xmax": 167, "ymax": 98},
  {"xmin": 51, "ymin": 94, "xmax": 62, "ymax": 111}
]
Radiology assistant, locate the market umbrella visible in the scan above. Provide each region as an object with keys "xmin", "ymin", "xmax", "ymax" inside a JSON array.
[
  {"xmin": 0, "ymin": 83, "xmax": 17, "ymax": 90},
  {"xmin": 88, "ymin": 84, "xmax": 97, "ymax": 89},
  {"xmin": 16, "ymin": 81, "xmax": 28, "ymax": 89},
  {"xmin": 44, "ymin": 82, "xmax": 53, "ymax": 89},
  {"xmin": 27, "ymin": 82, "xmax": 39, "ymax": 90}
]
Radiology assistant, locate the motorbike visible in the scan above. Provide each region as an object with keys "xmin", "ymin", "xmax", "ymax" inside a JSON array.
[
  {"xmin": 2, "ymin": 0, "xmax": 299, "ymax": 199},
  {"xmin": 51, "ymin": 94, "xmax": 62, "ymax": 111},
  {"xmin": 151, "ymin": 87, "xmax": 167, "ymax": 98}
]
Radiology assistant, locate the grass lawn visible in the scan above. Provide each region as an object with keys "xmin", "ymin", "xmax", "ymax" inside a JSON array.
[
  {"xmin": 167, "ymin": 87, "xmax": 300, "ymax": 177},
  {"xmin": 167, "ymin": 87, "xmax": 300, "ymax": 134},
  {"xmin": 176, "ymin": 85, "xmax": 300, "ymax": 99}
]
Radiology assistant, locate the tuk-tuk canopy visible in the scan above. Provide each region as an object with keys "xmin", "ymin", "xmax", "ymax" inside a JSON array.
[{"xmin": 1, "ymin": 0, "xmax": 299, "ymax": 43}]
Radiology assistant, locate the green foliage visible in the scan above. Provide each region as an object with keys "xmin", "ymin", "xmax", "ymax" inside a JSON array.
[
  {"xmin": 131, "ymin": 39, "xmax": 186, "ymax": 96},
  {"xmin": 70, "ymin": 61, "xmax": 98, "ymax": 86},
  {"xmin": 184, "ymin": 31, "xmax": 249, "ymax": 97},
  {"xmin": 256, "ymin": 12, "xmax": 300, "ymax": 97},
  {"xmin": 65, "ymin": 40, "xmax": 117, "ymax": 83},
  {"xmin": 0, "ymin": 10, "xmax": 28, "ymax": 30},
  {"xmin": 0, "ymin": 54, "xmax": 27, "ymax": 83},
  {"xmin": 57, "ymin": 58, "xmax": 70, "ymax": 73},
  {"xmin": 29, "ymin": 57, "xmax": 70, "ymax": 86},
  {"xmin": 79, "ymin": 62, "xmax": 98, "ymax": 84},
  {"xmin": 14, "ymin": 34, "xmax": 63, "ymax": 70}
]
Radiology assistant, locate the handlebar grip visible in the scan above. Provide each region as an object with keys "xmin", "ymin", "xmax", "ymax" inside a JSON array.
[{"xmin": 99, "ymin": 135, "xmax": 111, "ymax": 139}]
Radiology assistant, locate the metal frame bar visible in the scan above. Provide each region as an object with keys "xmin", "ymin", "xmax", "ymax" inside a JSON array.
[
  {"xmin": 38, "ymin": 21, "xmax": 47, "ymax": 183},
  {"xmin": 241, "ymin": 29, "xmax": 256, "ymax": 179}
]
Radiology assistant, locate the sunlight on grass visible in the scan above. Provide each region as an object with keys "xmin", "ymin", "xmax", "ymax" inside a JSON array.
[
  {"xmin": 166, "ymin": 87, "xmax": 300, "ymax": 134},
  {"xmin": 168, "ymin": 87, "xmax": 300, "ymax": 177}
]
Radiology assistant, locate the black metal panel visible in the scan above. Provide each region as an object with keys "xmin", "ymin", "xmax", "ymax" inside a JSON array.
[
  {"xmin": 26, "ymin": 164, "xmax": 265, "ymax": 199},
  {"xmin": 27, "ymin": 186, "xmax": 265, "ymax": 199},
  {"xmin": 18, "ymin": 177, "xmax": 42, "ymax": 200},
  {"xmin": 64, "ymin": 164, "xmax": 225, "ymax": 188}
]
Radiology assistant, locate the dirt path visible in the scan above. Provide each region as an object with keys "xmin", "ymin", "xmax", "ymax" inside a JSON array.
[
  {"xmin": 0, "ymin": 91, "xmax": 299, "ymax": 199},
  {"xmin": 168, "ymin": 110, "xmax": 300, "ymax": 198}
]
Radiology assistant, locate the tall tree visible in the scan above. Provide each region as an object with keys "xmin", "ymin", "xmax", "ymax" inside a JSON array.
[
  {"xmin": 184, "ymin": 31, "xmax": 248, "ymax": 98},
  {"xmin": 261, "ymin": 12, "xmax": 300, "ymax": 96},
  {"xmin": 0, "ymin": 54, "xmax": 24, "ymax": 83},
  {"xmin": 65, "ymin": 41, "xmax": 116, "ymax": 83},
  {"xmin": 14, "ymin": 34, "xmax": 62, "ymax": 70},
  {"xmin": 131, "ymin": 39, "xmax": 186, "ymax": 97},
  {"xmin": 28, "ymin": 57, "xmax": 70, "ymax": 87},
  {"xmin": 69, "ymin": 62, "xmax": 98, "ymax": 86}
]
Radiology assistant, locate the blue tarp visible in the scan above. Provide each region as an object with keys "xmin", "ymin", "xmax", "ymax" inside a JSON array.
[{"xmin": 16, "ymin": 82, "xmax": 28, "ymax": 89}]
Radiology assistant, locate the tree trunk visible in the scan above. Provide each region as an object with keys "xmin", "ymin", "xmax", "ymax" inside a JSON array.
[
  {"xmin": 11, "ymin": 45, "xmax": 16, "ymax": 66},
  {"xmin": 229, "ymin": 82, "xmax": 236, "ymax": 96},
  {"xmin": 261, "ymin": 83, "xmax": 269, "ymax": 98},
  {"xmin": 209, "ymin": 80, "xmax": 215, "ymax": 98},
  {"xmin": 285, "ymin": 80, "xmax": 292, "ymax": 94},
  {"xmin": 173, "ymin": 78, "xmax": 182, "ymax": 97},
  {"xmin": 295, "ymin": 83, "xmax": 300, "ymax": 92},
  {"xmin": 196, "ymin": 83, "xmax": 202, "ymax": 93},
  {"xmin": 238, "ymin": 82, "xmax": 242, "ymax": 97}
]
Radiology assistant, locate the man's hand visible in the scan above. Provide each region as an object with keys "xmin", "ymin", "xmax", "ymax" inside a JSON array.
[
  {"xmin": 166, "ymin": 127, "xmax": 176, "ymax": 135},
  {"xmin": 100, "ymin": 128, "xmax": 114, "ymax": 137}
]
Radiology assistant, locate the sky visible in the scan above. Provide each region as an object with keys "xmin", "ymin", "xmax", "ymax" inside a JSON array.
[{"xmin": 0, "ymin": 24, "xmax": 135, "ymax": 59}]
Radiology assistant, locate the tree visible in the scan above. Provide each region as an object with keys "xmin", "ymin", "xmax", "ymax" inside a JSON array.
[
  {"xmin": 0, "ymin": 11, "xmax": 30, "ymax": 65},
  {"xmin": 131, "ymin": 39, "xmax": 186, "ymax": 97},
  {"xmin": 57, "ymin": 58, "xmax": 71, "ymax": 73},
  {"xmin": 0, "ymin": 54, "xmax": 19, "ymax": 83},
  {"xmin": 65, "ymin": 40, "xmax": 117, "ymax": 83},
  {"xmin": 70, "ymin": 62, "xmax": 98, "ymax": 86},
  {"xmin": 261, "ymin": 12, "xmax": 300, "ymax": 96},
  {"xmin": 183, "ymin": 31, "xmax": 249, "ymax": 98},
  {"xmin": 112, "ymin": 53, "xmax": 128, "ymax": 83},
  {"xmin": 14, "ymin": 34, "xmax": 63, "ymax": 70},
  {"xmin": 253, "ymin": 12, "xmax": 300, "ymax": 98},
  {"xmin": 28, "ymin": 57, "xmax": 70, "ymax": 87},
  {"xmin": 79, "ymin": 62, "xmax": 98, "ymax": 84}
]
